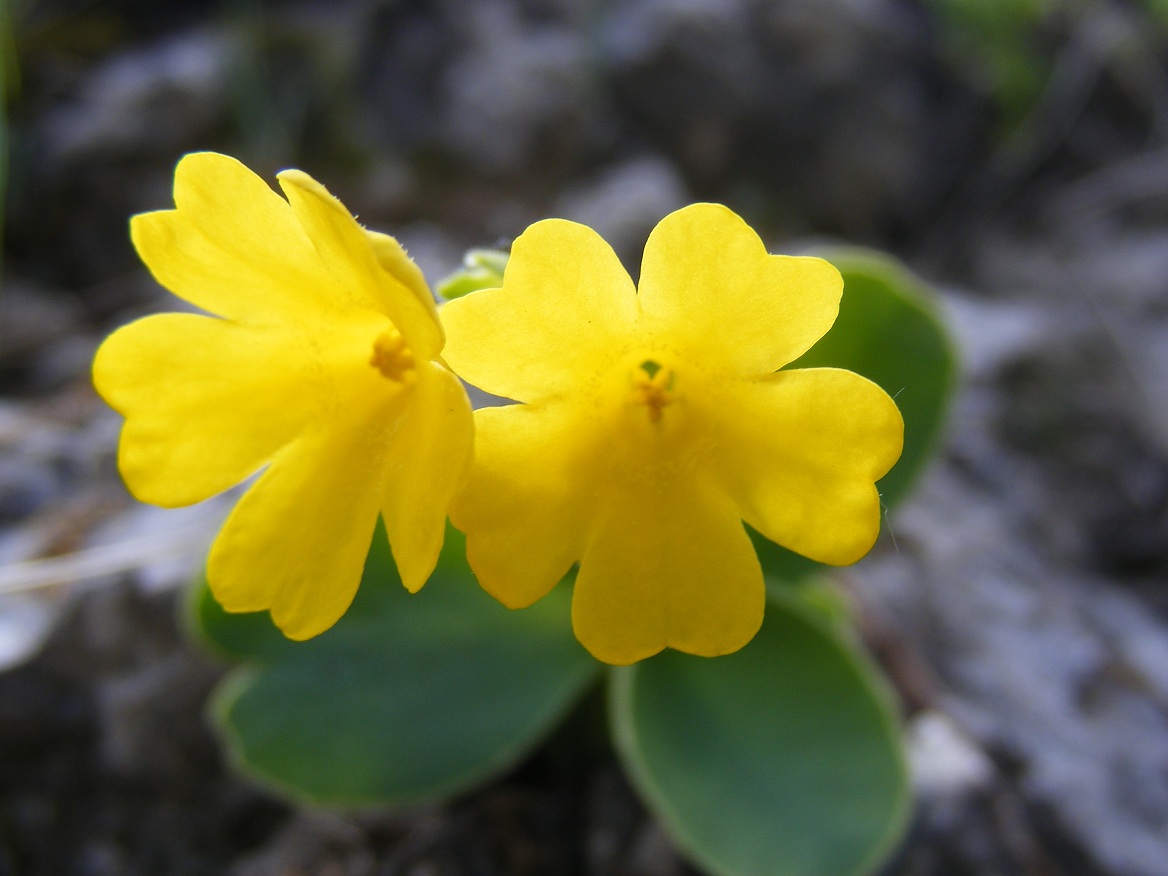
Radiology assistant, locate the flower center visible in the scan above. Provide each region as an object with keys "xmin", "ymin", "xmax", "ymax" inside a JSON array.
[
  {"xmin": 370, "ymin": 326, "xmax": 416, "ymax": 383},
  {"xmin": 630, "ymin": 359, "xmax": 674, "ymax": 423}
]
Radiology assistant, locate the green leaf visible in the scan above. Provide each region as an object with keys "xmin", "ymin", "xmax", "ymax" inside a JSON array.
[
  {"xmin": 195, "ymin": 523, "xmax": 601, "ymax": 807},
  {"xmin": 757, "ymin": 246, "xmax": 957, "ymax": 584},
  {"xmin": 610, "ymin": 592, "xmax": 910, "ymax": 876},
  {"xmin": 436, "ymin": 248, "xmax": 509, "ymax": 300}
]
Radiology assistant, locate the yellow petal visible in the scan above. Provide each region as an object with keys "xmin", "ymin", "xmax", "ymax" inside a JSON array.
[
  {"xmin": 380, "ymin": 361, "xmax": 474, "ymax": 592},
  {"xmin": 131, "ymin": 152, "xmax": 343, "ymax": 323},
  {"xmin": 637, "ymin": 203, "xmax": 842, "ymax": 375},
  {"xmin": 277, "ymin": 170, "xmax": 442, "ymax": 360},
  {"xmin": 572, "ymin": 480, "xmax": 765, "ymax": 665},
  {"xmin": 207, "ymin": 380, "xmax": 413, "ymax": 639},
  {"xmin": 717, "ymin": 368, "xmax": 904, "ymax": 565},
  {"xmin": 441, "ymin": 218, "xmax": 638, "ymax": 404},
  {"xmin": 365, "ymin": 228, "xmax": 439, "ymax": 321},
  {"xmin": 452, "ymin": 403, "xmax": 593, "ymax": 608},
  {"xmin": 92, "ymin": 313, "xmax": 315, "ymax": 507}
]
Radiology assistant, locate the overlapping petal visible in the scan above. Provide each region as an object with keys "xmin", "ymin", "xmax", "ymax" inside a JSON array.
[
  {"xmin": 637, "ymin": 204, "xmax": 843, "ymax": 375},
  {"xmin": 715, "ymin": 368, "xmax": 904, "ymax": 565},
  {"xmin": 572, "ymin": 479, "xmax": 764, "ymax": 665},
  {"xmin": 440, "ymin": 218, "xmax": 638, "ymax": 404},
  {"xmin": 380, "ymin": 361, "xmax": 474, "ymax": 593},
  {"xmin": 365, "ymin": 228, "xmax": 439, "ymax": 318},
  {"xmin": 131, "ymin": 153, "xmax": 342, "ymax": 324},
  {"xmin": 278, "ymin": 170, "xmax": 442, "ymax": 359},
  {"xmin": 451, "ymin": 403, "xmax": 594, "ymax": 609},
  {"xmin": 206, "ymin": 383, "xmax": 410, "ymax": 639}
]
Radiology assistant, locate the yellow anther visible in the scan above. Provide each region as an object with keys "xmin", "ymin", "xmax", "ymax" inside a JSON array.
[
  {"xmin": 370, "ymin": 326, "xmax": 416, "ymax": 383},
  {"xmin": 631, "ymin": 360, "xmax": 673, "ymax": 423}
]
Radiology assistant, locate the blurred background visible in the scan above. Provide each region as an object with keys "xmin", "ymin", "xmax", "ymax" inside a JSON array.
[{"xmin": 2, "ymin": 0, "xmax": 1168, "ymax": 873}]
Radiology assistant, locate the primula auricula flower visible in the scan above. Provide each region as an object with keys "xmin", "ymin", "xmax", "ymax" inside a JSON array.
[
  {"xmin": 442, "ymin": 204, "xmax": 904, "ymax": 665},
  {"xmin": 93, "ymin": 152, "xmax": 473, "ymax": 639}
]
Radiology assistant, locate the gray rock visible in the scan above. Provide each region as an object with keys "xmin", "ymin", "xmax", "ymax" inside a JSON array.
[
  {"xmin": 441, "ymin": 1, "xmax": 597, "ymax": 175},
  {"xmin": 907, "ymin": 710, "xmax": 995, "ymax": 801},
  {"xmin": 937, "ymin": 290, "xmax": 1051, "ymax": 382},
  {"xmin": 0, "ymin": 282, "xmax": 83, "ymax": 366},
  {"xmin": 599, "ymin": 0, "xmax": 972, "ymax": 237},
  {"xmin": 0, "ymin": 595, "xmax": 57, "ymax": 673},
  {"xmin": 228, "ymin": 811, "xmax": 374, "ymax": 876},
  {"xmin": 43, "ymin": 30, "xmax": 235, "ymax": 166},
  {"xmin": 0, "ymin": 456, "xmax": 62, "ymax": 525},
  {"xmin": 862, "ymin": 442, "xmax": 1168, "ymax": 876},
  {"xmin": 96, "ymin": 652, "xmax": 219, "ymax": 776}
]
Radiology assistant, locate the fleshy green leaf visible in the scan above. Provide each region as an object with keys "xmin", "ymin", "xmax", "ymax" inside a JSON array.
[
  {"xmin": 194, "ymin": 523, "xmax": 601, "ymax": 806},
  {"xmin": 610, "ymin": 591, "xmax": 910, "ymax": 876},
  {"xmin": 756, "ymin": 246, "xmax": 956, "ymax": 583},
  {"xmin": 436, "ymin": 248, "xmax": 509, "ymax": 300}
]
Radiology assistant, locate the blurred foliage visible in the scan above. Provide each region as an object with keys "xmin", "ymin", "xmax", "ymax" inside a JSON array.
[
  {"xmin": 224, "ymin": 2, "xmax": 297, "ymax": 169},
  {"xmin": 924, "ymin": 0, "xmax": 1057, "ymax": 131},
  {"xmin": 222, "ymin": 0, "xmax": 368, "ymax": 175},
  {"xmin": 436, "ymin": 248, "xmax": 509, "ymax": 300},
  {"xmin": 925, "ymin": 0, "xmax": 1168, "ymax": 135}
]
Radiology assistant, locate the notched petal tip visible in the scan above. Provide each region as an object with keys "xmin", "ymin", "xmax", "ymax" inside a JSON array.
[
  {"xmin": 365, "ymin": 229, "xmax": 438, "ymax": 320},
  {"xmin": 571, "ymin": 492, "xmax": 766, "ymax": 666},
  {"xmin": 114, "ymin": 442, "xmax": 190, "ymax": 510},
  {"xmin": 442, "ymin": 218, "xmax": 637, "ymax": 403},
  {"xmin": 461, "ymin": 539, "xmax": 558, "ymax": 610},
  {"xmin": 655, "ymin": 200, "xmax": 744, "ymax": 231},
  {"xmin": 573, "ymin": 600, "xmax": 764, "ymax": 666},
  {"xmin": 269, "ymin": 605, "xmax": 343, "ymax": 642},
  {"xmin": 276, "ymin": 167, "xmax": 332, "ymax": 200},
  {"xmin": 389, "ymin": 508, "xmax": 448, "ymax": 597},
  {"xmin": 209, "ymin": 573, "xmax": 347, "ymax": 642},
  {"xmin": 637, "ymin": 202, "xmax": 844, "ymax": 374},
  {"xmin": 379, "ymin": 363, "xmax": 474, "ymax": 595},
  {"xmin": 584, "ymin": 639, "xmax": 666, "ymax": 668},
  {"xmin": 127, "ymin": 208, "xmax": 173, "ymax": 245},
  {"xmin": 173, "ymin": 151, "xmax": 270, "ymax": 209},
  {"xmin": 278, "ymin": 167, "xmax": 444, "ymax": 360},
  {"xmin": 276, "ymin": 168, "xmax": 361, "ymax": 234},
  {"xmin": 176, "ymin": 150, "xmax": 248, "ymax": 174}
]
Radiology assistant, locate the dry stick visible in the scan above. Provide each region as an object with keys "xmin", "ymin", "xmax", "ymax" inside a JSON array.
[{"xmin": 0, "ymin": 522, "xmax": 215, "ymax": 594}]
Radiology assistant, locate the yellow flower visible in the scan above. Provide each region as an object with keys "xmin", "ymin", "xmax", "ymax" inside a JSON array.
[
  {"xmin": 93, "ymin": 152, "xmax": 473, "ymax": 639},
  {"xmin": 441, "ymin": 204, "xmax": 903, "ymax": 665}
]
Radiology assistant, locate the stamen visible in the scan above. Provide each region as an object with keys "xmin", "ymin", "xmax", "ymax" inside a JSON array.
[
  {"xmin": 370, "ymin": 326, "xmax": 416, "ymax": 382},
  {"xmin": 632, "ymin": 360, "xmax": 673, "ymax": 423}
]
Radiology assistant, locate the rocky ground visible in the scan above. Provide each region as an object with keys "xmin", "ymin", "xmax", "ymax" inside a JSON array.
[{"xmin": 3, "ymin": 0, "xmax": 1168, "ymax": 874}]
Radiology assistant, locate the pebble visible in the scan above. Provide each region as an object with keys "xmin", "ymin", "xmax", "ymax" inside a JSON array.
[{"xmin": 907, "ymin": 710, "xmax": 995, "ymax": 800}]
